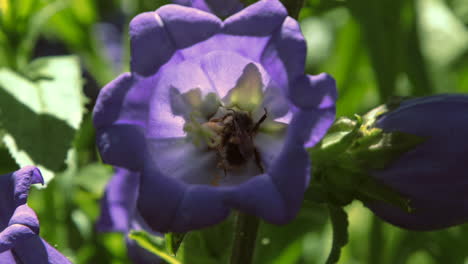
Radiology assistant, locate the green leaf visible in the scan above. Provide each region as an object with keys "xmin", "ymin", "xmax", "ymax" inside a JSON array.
[
  {"xmin": 0, "ymin": 144, "xmax": 17, "ymax": 174},
  {"xmin": 326, "ymin": 205, "xmax": 349, "ymax": 264},
  {"xmin": 165, "ymin": 232, "xmax": 186, "ymax": 256},
  {"xmin": 73, "ymin": 163, "xmax": 113, "ymax": 197},
  {"xmin": 281, "ymin": 0, "xmax": 305, "ymax": 19},
  {"xmin": 254, "ymin": 203, "xmax": 329, "ymax": 264},
  {"xmin": 347, "ymin": 0, "xmax": 406, "ymax": 101},
  {"xmin": 17, "ymin": 1, "xmax": 66, "ymax": 70},
  {"xmin": 181, "ymin": 216, "xmax": 234, "ymax": 264},
  {"xmin": 0, "ymin": 55, "xmax": 85, "ymax": 184},
  {"xmin": 129, "ymin": 230, "xmax": 181, "ymax": 264}
]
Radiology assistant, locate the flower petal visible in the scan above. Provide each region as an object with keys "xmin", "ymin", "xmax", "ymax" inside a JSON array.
[
  {"xmin": 0, "ymin": 250, "xmax": 15, "ymax": 262},
  {"xmin": 261, "ymin": 17, "xmax": 307, "ymax": 89},
  {"xmin": 225, "ymin": 175, "xmax": 287, "ymax": 222},
  {"xmin": 0, "ymin": 205, "xmax": 48, "ymax": 258},
  {"xmin": 7, "ymin": 205, "xmax": 39, "ymax": 235},
  {"xmin": 375, "ymin": 95, "xmax": 468, "ymax": 187},
  {"xmin": 147, "ymin": 59, "xmax": 215, "ymax": 139},
  {"xmin": 177, "ymin": 34, "xmax": 271, "ymax": 63},
  {"xmin": 267, "ymin": 134, "xmax": 310, "ymax": 222},
  {"xmin": 223, "ymin": 0, "xmax": 287, "ymax": 36},
  {"xmin": 93, "ymin": 73, "xmax": 150, "ymax": 128},
  {"xmin": 173, "ymin": 0, "xmax": 288, "ymax": 61},
  {"xmin": 173, "ymin": 0, "xmax": 243, "ymax": 18},
  {"xmin": 137, "ymin": 165, "xmax": 187, "ymax": 232},
  {"xmin": 199, "ymin": 51, "xmax": 269, "ymax": 99},
  {"xmin": 171, "ymin": 186, "xmax": 230, "ymax": 232},
  {"xmin": 96, "ymin": 125, "xmax": 147, "ymax": 171},
  {"xmin": 259, "ymin": 81, "xmax": 290, "ymax": 119},
  {"xmin": 173, "ymin": 0, "xmax": 287, "ymax": 64},
  {"xmin": 289, "ymin": 73, "xmax": 337, "ymax": 110},
  {"xmin": 9, "ymin": 237, "xmax": 72, "ymax": 264},
  {"xmin": 366, "ymin": 199, "xmax": 468, "ymax": 231},
  {"xmin": 12, "ymin": 166, "xmax": 43, "ymax": 206},
  {"xmin": 97, "ymin": 168, "xmax": 140, "ymax": 232},
  {"xmin": 129, "ymin": 12, "xmax": 177, "ymax": 76},
  {"xmin": 0, "ymin": 166, "xmax": 43, "ymax": 226},
  {"xmin": 0, "ymin": 222, "xmax": 37, "ymax": 253},
  {"xmin": 94, "ymin": 73, "xmax": 153, "ymax": 169},
  {"xmin": 156, "ymin": 5, "xmax": 222, "ymax": 49}
]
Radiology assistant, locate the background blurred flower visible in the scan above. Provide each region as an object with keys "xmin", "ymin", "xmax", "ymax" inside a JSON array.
[
  {"xmin": 93, "ymin": 0, "xmax": 337, "ymax": 232},
  {"xmin": 366, "ymin": 94, "xmax": 468, "ymax": 230},
  {"xmin": 97, "ymin": 167, "xmax": 161, "ymax": 264},
  {"xmin": 0, "ymin": 166, "xmax": 71, "ymax": 263}
]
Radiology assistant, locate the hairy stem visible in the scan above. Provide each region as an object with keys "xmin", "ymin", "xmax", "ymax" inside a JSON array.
[{"xmin": 229, "ymin": 212, "xmax": 260, "ymax": 264}]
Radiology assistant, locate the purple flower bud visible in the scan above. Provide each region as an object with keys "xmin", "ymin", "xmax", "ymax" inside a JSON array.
[
  {"xmin": 93, "ymin": 0, "xmax": 337, "ymax": 232},
  {"xmin": 0, "ymin": 166, "xmax": 72, "ymax": 263},
  {"xmin": 366, "ymin": 94, "xmax": 468, "ymax": 230}
]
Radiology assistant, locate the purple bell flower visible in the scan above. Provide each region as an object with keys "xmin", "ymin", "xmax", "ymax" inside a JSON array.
[
  {"xmin": 0, "ymin": 166, "xmax": 72, "ymax": 264},
  {"xmin": 97, "ymin": 168, "xmax": 161, "ymax": 264},
  {"xmin": 93, "ymin": 0, "xmax": 337, "ymax": 232},
  {"xmin": 172, "ymin": 0, "xmax": 243, "ymax": 17},
  {"xmin": 366, "ymin": 94, "xmax": 468, "ymax": 230}
]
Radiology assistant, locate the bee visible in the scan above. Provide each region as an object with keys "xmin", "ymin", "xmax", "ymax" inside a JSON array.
[{"xmin": 204, "ymin": 108, "xmax": 267, "ymax": 176}]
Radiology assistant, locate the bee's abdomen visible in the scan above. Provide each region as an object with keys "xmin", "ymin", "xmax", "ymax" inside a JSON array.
[{"xmin": 225, "ymin": 143, "xmax": 246, "ymax": 166}]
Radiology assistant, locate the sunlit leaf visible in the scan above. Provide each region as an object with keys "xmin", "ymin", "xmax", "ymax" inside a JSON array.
[
  {"xmin": 129, "ymin": 230, "xmax": 181, "ymax": 264},
  {"xmin": 0, "ymin": 55, "xmax": 85, "ymax": 183}
]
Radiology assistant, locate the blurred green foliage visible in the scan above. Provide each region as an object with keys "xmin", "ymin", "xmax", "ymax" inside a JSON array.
[{"xmin": 1, "ymin": 0, "xmax": 468, "ymax": 263}]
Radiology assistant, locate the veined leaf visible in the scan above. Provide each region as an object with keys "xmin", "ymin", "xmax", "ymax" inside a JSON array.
[{"xmin": 0, "ymin": 55, "xmax": 85, "ymax": 184}]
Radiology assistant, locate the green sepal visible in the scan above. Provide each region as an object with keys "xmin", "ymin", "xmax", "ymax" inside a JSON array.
[
  {"xmin": 165, "ymin": 232, "xmax": 186, "ymax": 256},
  {"xmin": 354, "ymin": 175, "xmax": 412, "ymax": 212},
  {"xmin": 308, "ymin": 102, "xmax": 423, "ymax": 211},
  {"xmin": 325, "ymin": 205, "xmax": 349, "ymax": 264},
  {"xmin": 349, "ymin": 130, "xmax": 426, "ymax": 170},
  {"xmin": 311, "ymin": 117, "xmax": 359, "ymax": 164},
  {"xmin": 128, "ymin": 230, "xmax": 181, "ymax": 264}
]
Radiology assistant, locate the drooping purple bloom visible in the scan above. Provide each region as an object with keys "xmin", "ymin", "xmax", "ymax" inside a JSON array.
[
  {"xmin": 366, "ymin": 94, "xmax": 468, "ymax": 230},
  {"xmin": 97, "ymin": 168, "xmax": 161, "ymax": 264},
  {"xmin": 93, "ymin": 0, "xmax": 337, "ymax": 232},
  {"xmin": 172, "ymin": 0, "xmax": 243, "ymax": 17},
  {"xmin": 0, "ymin": 166, "xmax": 72, "ymax": 264}
]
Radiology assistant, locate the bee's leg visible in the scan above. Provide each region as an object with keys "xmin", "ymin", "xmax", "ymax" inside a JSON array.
[
  {"xmin": 216, "ymin": 151, "xmax": 229, "ymax": 177},
  {"xmin": 253, "ymin": 147, "xmax": 264, "ymax": 174},
  {"xmin": 210, "ymin": 173, "xmax": 221, "ymax": 186},
  {"xmin": 252, "ymin": 107, "xmax": 268, "ymax": 133}
]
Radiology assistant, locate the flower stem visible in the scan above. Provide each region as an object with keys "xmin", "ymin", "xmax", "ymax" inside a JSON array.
[{"xmin": 229, "ymin": 212, "xmax": 260, "ymax": 264}]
